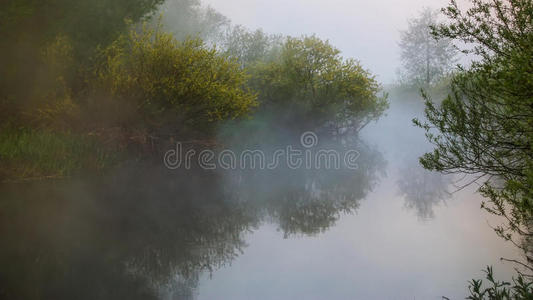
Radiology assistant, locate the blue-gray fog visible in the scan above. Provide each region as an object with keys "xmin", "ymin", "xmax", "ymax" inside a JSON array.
[
  {"xmin": 0, "ymin": 0, "xmax": 528, "ymax": 299},
  {"xmin": 203, "ymin": 0, "xmax": 454, "ymax": 83}
]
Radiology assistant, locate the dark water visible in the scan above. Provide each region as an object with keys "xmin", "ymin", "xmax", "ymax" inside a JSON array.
[{"xmin": 0, "ymin": 96, "xmax": 518, "ymax": 299}]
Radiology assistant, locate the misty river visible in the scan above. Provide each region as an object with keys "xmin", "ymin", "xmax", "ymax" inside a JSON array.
[{"xmin": 0, "ymin": 92, "xmax": 519, "ymax": 299}]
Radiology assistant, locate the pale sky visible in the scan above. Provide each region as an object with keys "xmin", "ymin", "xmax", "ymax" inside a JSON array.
[{"xmin": 202, "ymin": 0, "xmax": 451, "ymax": 84}]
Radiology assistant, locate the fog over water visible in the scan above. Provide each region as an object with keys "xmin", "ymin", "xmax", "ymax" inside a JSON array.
[
  {"xmin": 193, "ymin": 90, "xmax": 519, "ymax": 300},
  {"xmin": 0, "ymin": 1, "xmax": 521, "ymax": 299},
  {"xmin": 0, "ymin": 90, "xmax": 517, "ymax": 299}
]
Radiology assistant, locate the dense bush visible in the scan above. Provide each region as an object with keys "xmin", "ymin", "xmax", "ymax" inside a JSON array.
[
  {"xmin": 92, "ymin": 24, "xmax": 257, "ymax": 135},
  {"xmin": 249, "ymin": 36, "xmax": 388, "ymax": 133}
]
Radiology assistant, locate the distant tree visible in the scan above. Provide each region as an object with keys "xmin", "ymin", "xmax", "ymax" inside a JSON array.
[
  {"xmin": 221, "ymin": 25, "xmax": 284, "ymax": 68},
  {"xmin": 398, "ymin": 7, "xmax": 457, "ymax": 86},
  {"xmin": 154, "ymin": 0, "xmax": 230, "ymax": 43},
  {"xmin": 250, "ymin": 36, "xmax": 388, "ymax": 134},
  {"xmin": 415, "ymin": 0, "xmax": 533, "ymax": 279}
]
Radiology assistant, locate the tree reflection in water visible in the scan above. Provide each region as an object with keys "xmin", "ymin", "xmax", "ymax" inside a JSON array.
[
  {"xmin": 0, "ymin": 137, "xmax": 385, "ymax": 300},
  {"xmin": 396, "ymin": 159, "xmax": 453, "ymax": 219}
]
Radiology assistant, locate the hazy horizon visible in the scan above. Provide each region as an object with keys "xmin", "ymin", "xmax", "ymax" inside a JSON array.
[{"xmin": 202, "ymin": 0, "xmax": 452, "ymax": 84}]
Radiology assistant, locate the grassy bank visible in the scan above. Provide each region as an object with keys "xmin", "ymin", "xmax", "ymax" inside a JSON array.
[{"xmin": 0, "ymin": 128, "xmax": 121, "ymax": 182}]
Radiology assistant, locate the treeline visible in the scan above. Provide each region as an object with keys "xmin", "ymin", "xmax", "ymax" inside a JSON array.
[{"xmin": 0, "ymin": 0, "xmax": 387, "ymax": 180}]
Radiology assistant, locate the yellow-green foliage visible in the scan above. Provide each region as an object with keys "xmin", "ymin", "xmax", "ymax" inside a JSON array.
[
  {"xmin": 249, "ymin": 36, "xmax": 388, "ymax": 131},
  {"xmin": 94, "ymin": 23, "xmax": 257, "ymax": 133}
]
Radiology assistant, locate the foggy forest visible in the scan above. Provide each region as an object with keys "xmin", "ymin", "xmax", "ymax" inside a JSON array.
[{"xmin": 0, "ymin": 0, "xmax": 532, "ymax": 299}]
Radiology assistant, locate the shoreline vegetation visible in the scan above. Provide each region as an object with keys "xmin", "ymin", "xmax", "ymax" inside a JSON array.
[
  {"xmin": 1, "ymin": 0, "xmax": 531, "ymax": 298},
  {"xmin": 413, "ymin": 0, "xmax": 533, "ymax": 297},
  {"xmin": 0, "ymin": 126, "xmax": 122, "ymax": 182},
  {"xmin": 0, "ymin": 3, "xmax": 387, "ymax": 182}
]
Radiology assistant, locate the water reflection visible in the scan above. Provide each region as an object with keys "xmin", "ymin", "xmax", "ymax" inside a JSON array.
[
  {"xmin": 0, "ymin": 138, "xmax": 384, "ymax": 299},
  {"xmin": 396, "ymin": 159, "xmax": 453, "ymax": 219},
  {"xmin": 0, "ymin": 168, "xmax": 251, "ymax": 299}
]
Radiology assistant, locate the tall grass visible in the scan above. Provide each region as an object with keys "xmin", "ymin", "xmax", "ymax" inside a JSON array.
[{"xmin": 0, "ymin": 127, "xmax": 120, "ymax": 181}]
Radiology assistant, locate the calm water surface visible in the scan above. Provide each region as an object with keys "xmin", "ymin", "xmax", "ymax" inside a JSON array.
[{"xmin": 0, "ymin": 96, "xmax": 518, "ymax": 299}]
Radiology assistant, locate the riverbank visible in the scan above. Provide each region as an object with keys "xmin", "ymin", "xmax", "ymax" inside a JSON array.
[{"xmin": 0, "ymin": 127, "xmax": 123, "ymax": 182}]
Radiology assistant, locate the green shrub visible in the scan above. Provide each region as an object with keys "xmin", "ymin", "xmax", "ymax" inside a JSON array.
[
  {"xmin": 249, "ymin": 35, "xmax": 388, "ymax": 132},
  {"xmin": 92, "ymin": 23, "xmax": 257, "ymax": 134}
]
